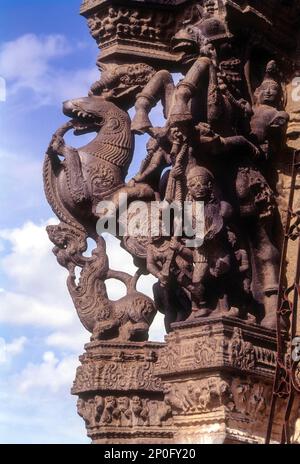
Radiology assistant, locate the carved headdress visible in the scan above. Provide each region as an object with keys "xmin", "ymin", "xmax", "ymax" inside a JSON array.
[{"xmin": 187, "ymin": 165, "xmax": 214, "ymax": 184}]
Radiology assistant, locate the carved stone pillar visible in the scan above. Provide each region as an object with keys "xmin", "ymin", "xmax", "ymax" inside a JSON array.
[
  {"xmin": 72, "ymin": 318, "xmax": 299, "ymax": 444},
  {"xmin": 43, "ymin": 0, "xmax": 300, "ymax": 445}
]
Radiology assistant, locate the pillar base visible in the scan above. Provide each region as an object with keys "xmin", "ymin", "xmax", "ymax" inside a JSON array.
[{"xmin": 72, "ymin": 316, "xmax": 299, "ymax": 444}]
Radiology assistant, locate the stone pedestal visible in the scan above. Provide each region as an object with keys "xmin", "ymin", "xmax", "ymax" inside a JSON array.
[
  {"xmin": 72, "ymin": 341, "xmax": 173, "ymax": 444},
  {"xmin": 155, "ymin": 317, "xmax": 286, "ymax": 444},
  {"xmin": 72, "ymin": 318, "xmax": 299, "ymax": 444}
]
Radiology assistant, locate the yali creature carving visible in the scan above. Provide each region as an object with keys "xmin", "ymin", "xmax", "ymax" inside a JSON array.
[{"xmin": 44, "ymin": 4, "xmax": 292, "ymax": 343}]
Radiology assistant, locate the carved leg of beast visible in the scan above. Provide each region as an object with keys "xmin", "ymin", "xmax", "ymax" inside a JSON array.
[
  {"xmin": 92, "ymin": 319, "xmax": 120, "ymax": 340},
  {"xmin": 122, "ymin": 322, "xmax": 150, "ymax": 342},
  {"xmin": 131, "ymin": 70, "xmax": 175, "ymax": 134}
]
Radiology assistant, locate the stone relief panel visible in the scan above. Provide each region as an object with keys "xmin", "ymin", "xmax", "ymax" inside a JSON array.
[
  {"xmin": 155, "ymin": 323, "xmax": 277, "ymax": 376},
  {"xmin": 77, "ymin": 394, "xmax": 172, "ymax": 429},
  {"xmin": 160, "ymin": 376, "xmax": 272, "ymax": 423}
]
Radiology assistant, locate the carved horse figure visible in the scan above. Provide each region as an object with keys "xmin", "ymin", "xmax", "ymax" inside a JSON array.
[
  {"xmin": 44, "ymin": 95, "xmax": 134, "ymax": 235},
  {"xmin": 44, "ymin": 92, "xmax": 157, "ymax": 342}
]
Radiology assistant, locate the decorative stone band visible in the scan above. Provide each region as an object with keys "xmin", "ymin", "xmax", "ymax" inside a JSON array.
[
  {"xmin": 155, "ymin": 318, "xmax": 279, "ymax": 379},
  {"xmin": 72, "ymin": 341, "xmax": 164, "ymax": 395}
]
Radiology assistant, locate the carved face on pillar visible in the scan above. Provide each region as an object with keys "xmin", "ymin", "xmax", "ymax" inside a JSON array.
[
  {"xmin": 132, "ymin": 396, "xmax": 142, "ymax": 408},
  {"xmin": 204, "ymin": 0, "xmax": 216, "ymax": 16},
  {"xmin": 187, "ymin": 167, "xmax": 214, "ymax": 202},
  {"xmin": 163, "ymin": 383, "xmax": 172, "ymax": 395},
  {"xmin": 117, "ymin": 397, "xmax": 130, "ymax": 412},
  {"xmin": 172, "ymin": 25, "xmax": 204, "ymax": 65},
  {"xmin": 255, "ymin": 80, "xmax": 282, "ymax": 107},
  {"xmin": 106, "ymin": 396, "xmax": 117, "ymax": 410}
]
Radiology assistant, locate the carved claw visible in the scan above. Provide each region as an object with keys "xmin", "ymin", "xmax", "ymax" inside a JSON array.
[
  {"xmin": 47, "ymin": 134, "xmax": 65, "ymax": 156},
  {"xmin": 127, "ymin": 322, "xmax": 149, "ymax": 342}
]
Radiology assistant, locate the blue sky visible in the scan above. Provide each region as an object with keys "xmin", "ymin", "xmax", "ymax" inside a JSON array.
[{"xmin": 0, "ymin": 0, "xmax": 165, "ymax": 444}]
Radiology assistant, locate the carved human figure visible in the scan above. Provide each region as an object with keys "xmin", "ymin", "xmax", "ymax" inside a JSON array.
[
  {"xmin": 102, "ymin": 8, "xmax": 121, "ymax": 39},
  {"xmin": 230, "ymin": 328, "xmax": 256, "ymax": 369},
  {"xmin": 163, "ymin": 383, "xmax": 186, "ymax": 415},
  {"xmin": 219, "ymin": 380, "xmax": 235, "ymax": 411},
  {"xmin": 77, "ymin": 398, "xmax": 95, "ymax": 428},
  {"xmin": 129, "ymin": 137, "xmax": 171, "ymax": 197},
  {"xmin": 129, "ymin": 11, "xmax": 141, "ymax": 37},
  {"xmin": 227, "ymin": 228, "xmax": 254, "ymax": 319},
  {"xmin": 115, "ymin": 397, "xmax": 132, "ymax": 427},
  {"xmin": 147, "ymin": 225, "xmax": 194, "ymax": 331},
  {"xmin": 207, "ymin": 378, "xmax": 223, "ymax": 407},
  {"xmin": 185, "ymin": 165, "xmax": 232, "ymax": 319},
  {"xmin": 239, "ymin": 62, "xmax": 289, "ymax": 328},
  {"xmin": 87, "ymin": 14, "xmax": 102, "ymax": 40},
  {"xmin": 182, "ymin": 381, "xmax": 201, "ymax": 412},
  {"xmin": 232, "ymin": 380, "xmax": 251, "ymax": 415},
  {"xmin": 101, "ymin": 396, "xmax": 118, "ymax": 425},
  {"xmin": 131, "ymin": 397, "xmax": 150, "ymax": 426},
  {"xmin": 200, "ymin": 64, "xmax": 285, "ymax": 327},
  {"xmin": 94, "ymin": 395, "xmax": 105, "ymax": 424},
  {"xmin": 140, "ymin": 15, "xmax": 152, "ymax": 38},
  {"xmin": 198, "ymin": 384, "xmax": 211, "ymax": 410},
  {"xmin": 132, "ymin": 16, "xmax": 252, "ymax": 137},
  {"xmin": 248, "ymin": 383, "xmax": 267, "ymax": 420},
  {"xmin": 227, "ymin": 229, "xmax": 251, "ymax": 296},
  {"xmin": 250, "ymin": 61, "xmax": 289, "ymax": 160}
]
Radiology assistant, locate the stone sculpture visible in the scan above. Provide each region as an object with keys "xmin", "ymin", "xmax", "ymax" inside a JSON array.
[{"xmin": 44, "ymin": 0, "xmax": 300, "ymax": 445}]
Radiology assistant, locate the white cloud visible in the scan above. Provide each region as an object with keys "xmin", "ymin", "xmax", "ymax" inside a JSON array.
[
  {"xmin": 0, "ymin": 150, "xmax": 41, "ymax": 205},
  {"xmin": 0, "ymin": 34, "xmax": 70, "ymax": 81},
  {"xmin": 0, "ymin": 336, "xmax": 27, "ymax": 364},
  {"xmin": 0, "ymin": 220, "xmax": 77, "ymax": 329},
  {"xmin": 0, "ymin": 378, "xmax": 88, "ymax": 444},
  {"xmin": 0, "ymin": 220, "xmax": 165, "ymax": 340},
  {"xmin": 17, "ymin": 351, "xmax": 78, "ymax": 393},
  {"xmin": 0, "ymin": 34, "xmax": 98, "ymax": 107},
  {"xmin": 0, "ymin": 290, "xmax": 74, "ymax": 328},
  {"xmin": 45, "ymin": 331, "xmax": 88, "ymax": 352}
]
